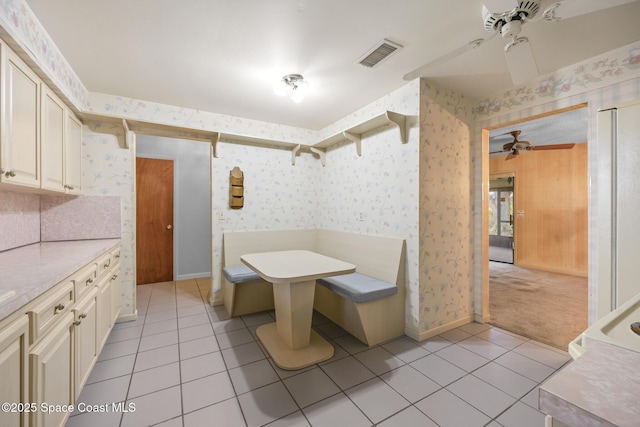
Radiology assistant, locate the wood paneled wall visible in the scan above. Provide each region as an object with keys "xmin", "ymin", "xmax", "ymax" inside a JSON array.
[{"xmin": 489, "ymin": 143, "xmax": 588, "ymax": 276}]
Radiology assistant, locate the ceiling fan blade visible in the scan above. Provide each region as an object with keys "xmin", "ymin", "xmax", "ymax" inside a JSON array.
[
  {"xmin": 505, "ymin": 151, "xmax": 518, "ymax": 160},
  {"xmin": 403, "ymin": 39, "xmax": 486, "ymax": 81},
  {"xmin": 542, "ymin": 0, "xmax": 638, "ymax": 22},
  {"xmin": 489, "ymin": 150, "xmax": 508, "ymax": 155},
  {"xmin": 504, "ymin": 38, "xmax": 539, "ymax": 85},
  {"xmin": 530, "ymin": 143, "xmax": 576, "ymax": 150}
]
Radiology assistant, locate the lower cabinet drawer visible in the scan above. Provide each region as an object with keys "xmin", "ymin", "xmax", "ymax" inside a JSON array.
[
  {"xmin": 27, "ymin": 282, "xmax": 74, "ymax": 345},
  {"xmin": 74, "ymin": 262, "xmax": 98, "ymax": 300}
]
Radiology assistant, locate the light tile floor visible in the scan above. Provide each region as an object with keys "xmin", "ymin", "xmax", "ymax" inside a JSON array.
[{"xmin": 64, "ymin": 278, "xmax": 571, "ymax": 427}]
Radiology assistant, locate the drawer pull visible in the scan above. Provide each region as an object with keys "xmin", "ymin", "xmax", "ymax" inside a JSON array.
[
  {"xmin": 86, "ymin": 277, "xmax": 94, "ymax": 285},
  {"xmin": 74, "ymin": 320, "xmax": 82, "ymax": 326},
  {"xmin": 54, "ymin": 303, "xmax": 65, "ymax": 313},
  {"xmin": 114, "ymin": 254, "xmax": 120, "ymax": 259},
  {"xmin": 79, "ymin": 313, "xmax": 87, "ymax": 319},
  {"xmin": 111, "ymin": 274, "xmax": 118, "ymax": 280},
  {"xmin": 103, "ymin": 260, "xmax": 111, "ymax": 269}
]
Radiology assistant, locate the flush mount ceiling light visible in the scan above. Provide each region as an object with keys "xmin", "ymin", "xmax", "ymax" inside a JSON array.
[{"xmin": 274, "ymin": 73, "xmax": 307, "ymax": 103}]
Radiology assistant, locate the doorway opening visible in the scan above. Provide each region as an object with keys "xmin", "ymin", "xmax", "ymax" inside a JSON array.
[
  {"xmin": 135, "ymin": 135, "xmax": 212, "ymax": 286},
  {"xmin": 482, "ymin": 104, "xmax": 589, "ymax": 349},
  {"xmin": 489, "ymin": 174, "xmax": 514, "ymax": 264}
]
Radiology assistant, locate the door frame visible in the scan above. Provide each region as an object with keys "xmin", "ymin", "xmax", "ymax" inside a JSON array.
[
  {"xmin": 481, "ymin": 103, "xmax": 589, "ymax": 323},
  {"xmin": 135, "ymin": 152, "xmax": 179, "ymax": 282}
]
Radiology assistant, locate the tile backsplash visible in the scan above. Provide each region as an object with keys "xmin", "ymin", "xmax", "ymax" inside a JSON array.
[
  {"xmin": 0, "ymin": 190, "xmax": 121, "ymax": 252},
  {"xmin": 0, "ymin": 190, "xmax": 40, "ymax": 251},
  {"xmin": 41, "ymin": 195, "xmax": 121, "ymax": 241}
]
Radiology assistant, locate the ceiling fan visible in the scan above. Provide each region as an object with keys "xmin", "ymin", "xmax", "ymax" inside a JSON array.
[
  {"xmin": 489, "ymin": 130, "xmax": 575, "ymax": 159},
  {"xmin": 403, "ymin": 0, "xmax": 639, "ymax": 85}
]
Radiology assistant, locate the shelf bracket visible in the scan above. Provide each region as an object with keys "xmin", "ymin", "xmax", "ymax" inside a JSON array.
[
  {"xmin": 385, "ymin": 111, "xmax": 409, "ymax": 143},
  {"xmin": 343, "ymin": 131, "xmax": 362, "ymax": 156},
  {"xmin": 122, "ymin": 119, "xmax": 133, "ymax": 149},
  {"xmin": 212, "ymin": 133, "xmax": 220, "ymax": 158},
  {"xmin": 309, "ymin": 147, "xmax": 326, "ymax": 166},
  {"xmin": 292, "ymin": 144, "xmax": 301, "ymax": 165}
]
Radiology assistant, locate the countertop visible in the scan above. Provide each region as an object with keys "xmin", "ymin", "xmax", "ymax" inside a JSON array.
[
  {"xmin": 0, "ymin": 239, "xmax": 120, "ymax": 320},
  {"xmin": 539, "ymin": 340, "xmax": 640, "ymax": 427}
]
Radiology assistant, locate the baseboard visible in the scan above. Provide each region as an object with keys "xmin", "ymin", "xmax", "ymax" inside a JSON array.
[
  {"xmin": 416, "ymin": 314, "xmax": 475, "ymax": 342},
  {"xmin": 176, "ymin": 272, "xmax": 211, "ymax": 281},
  {"xmin": 474, "ymin": 313, "xmax": 490, "ymax": 323},
  {"xmin": 115, "ymin": 309, "xmax": 138, "ymax": 324},
  {"xmin": 515, "ymin": 262, "xmax": 587, "ymax": 278}
]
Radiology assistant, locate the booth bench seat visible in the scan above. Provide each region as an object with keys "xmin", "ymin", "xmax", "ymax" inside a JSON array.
[{"xmin": 221, "ymin": 229, "xmax": 406, "ymax": 346}]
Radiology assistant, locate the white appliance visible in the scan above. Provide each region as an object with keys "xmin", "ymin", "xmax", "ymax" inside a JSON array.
[
  {"xmin": 596, "ymin": 102, "xmax": 640, "ymax": 319},
  {"xmin": 569, "ymin": 291, "xmax": 640, "ymax": 359},
  {"xmin": 569, "ymin": 102, "xmax": 640, "ymax": 360}
]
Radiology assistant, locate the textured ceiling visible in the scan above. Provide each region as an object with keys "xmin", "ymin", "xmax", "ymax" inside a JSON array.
[{"xmin": 24, "ymin": 0, "xmax": 640, "ymax": 132}]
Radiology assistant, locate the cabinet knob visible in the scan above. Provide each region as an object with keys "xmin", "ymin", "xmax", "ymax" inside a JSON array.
[
  {"xmin": 74, "ymin": 320, "xmax": 82, "ymax": 326},
  {"xmin": 6, "ymin": 170, "xmax": 16, "ymax": 177},
  {"xmin": 0, "ymin": 168, "xmax": 4, "ymax": 174},
  {"xmin": 54, "ymin": 303, "xmax": 65, "ymax": 313},
  {"xmin": 167, "ymin": 224, "xmax": 173, "ymax": 230}
]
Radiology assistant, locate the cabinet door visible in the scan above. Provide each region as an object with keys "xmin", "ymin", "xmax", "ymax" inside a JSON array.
[
  {"xmin": 41, "ymin": 85, "xmax": 65, "ymax": 192},
  {"xmin": 65, "ymin": 112, "xmax": 82, "ymax": 194},
  {"xmin": 29, "ymin": 312, "xmax": 74, "ymax": 427},
  {"xmin": 0, "ymin": 45, "xmax": 41, "ymax": 188},
  {"xmin": 74, "ymin": 288, "xmax": 98, "ymax": 398},
  {"xmin": 111, "ymin": 266, "xmax": 122, "ymax": 325},
  {"xmin": 96, "ymin": 275, "xmax": 112, "ymax": 353},
  {"xmin": 0, "ymin": 316, "xmax": 29, "ymax": 427}
]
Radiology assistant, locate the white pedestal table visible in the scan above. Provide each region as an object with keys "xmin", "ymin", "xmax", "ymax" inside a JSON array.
[{"xmin": 241, "ymin": 250, "xmax": 355, "ymax": 370}]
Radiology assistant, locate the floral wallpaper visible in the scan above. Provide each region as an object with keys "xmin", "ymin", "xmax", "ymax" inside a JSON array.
[
  {"xmin": 316, "ymin": 80, "xmax": 421, "ymax": 332},
  {"xmin": 81, "ymin": 123, "xmax": 136, "ymax": 317},
  {"xmin": 417, "ymin": 80, "xmax": 473, "ymax": 336},
  {"xmin": 210, "ymin": 141, "xmax": 319, "ymax": 302}
]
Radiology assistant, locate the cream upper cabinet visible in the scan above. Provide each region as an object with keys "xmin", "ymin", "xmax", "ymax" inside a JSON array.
[
  {"xmin": 65, "ymin": 112, "xmax": 82, "ymax": 194},
  {"xmin": 0, "ymin": 44, "xmax": 41, "ymax": 189},
  {"xmin": 40, "ymin": 85, "xmax": 65, "ymax": 192},
  {"xmin": 0, "ymin": 41, "xmax": 82, "ymax": 195},
  {"xmin": 0, "ymin": 315, "xmax": 29, "ymax": 427},
  {"xmin": 41, "ymin": 84, "xmax": 83, "ymax": 194}
]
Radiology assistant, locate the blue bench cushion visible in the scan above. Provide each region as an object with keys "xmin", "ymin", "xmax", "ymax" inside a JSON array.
[
  {"xmin": 317, "ymin": 272, "xmax": 397, "ymax": 303},
  {"xmin": 223, "ymin": 264, "xmax": 262, "ymax": 283}
]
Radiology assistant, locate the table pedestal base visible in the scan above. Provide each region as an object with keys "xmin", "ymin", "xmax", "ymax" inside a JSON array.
[{"xmin": 256, "ymin": 322, "xmax": 334, "ymax": 370}]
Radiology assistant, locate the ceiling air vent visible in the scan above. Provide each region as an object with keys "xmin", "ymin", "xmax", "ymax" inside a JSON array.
[{"xmin": 357, "ymin": 39, "xmax": 403, "ymax": 68}]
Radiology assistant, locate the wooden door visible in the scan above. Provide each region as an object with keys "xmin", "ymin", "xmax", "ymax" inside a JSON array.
[{"xmin": 136, "ymin": 157, "xmax": 174, "ymax": 284}]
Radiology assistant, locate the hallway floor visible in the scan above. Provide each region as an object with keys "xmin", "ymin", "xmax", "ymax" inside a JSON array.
[
  {"xmin": 65, "ymin": 278, "xmax": 571, "ymax": 427},
  {"xmin": 489, "ymin": 262, "xmax": 588, "ymax": 350}
]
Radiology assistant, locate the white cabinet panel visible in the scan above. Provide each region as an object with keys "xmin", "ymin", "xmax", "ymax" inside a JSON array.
[
  {"xmin": 0, "ymin": 45, "xmax": 40, "ymax": 189},
  {"xmin": 29, "ymin": 312, "xmax": 74, "ymax": 427},
  {"xmin": 41, "ymin": 86, "xmax": 65, "ymax": 192},
  {"xmin": 0, "ymin": 315, "xmax": 29, "ymax": 427}
]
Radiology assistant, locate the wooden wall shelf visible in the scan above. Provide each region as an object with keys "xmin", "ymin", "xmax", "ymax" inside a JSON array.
[{"xmin": 79, "ymin": 110, "xmax": 414, "ymax": 166}]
